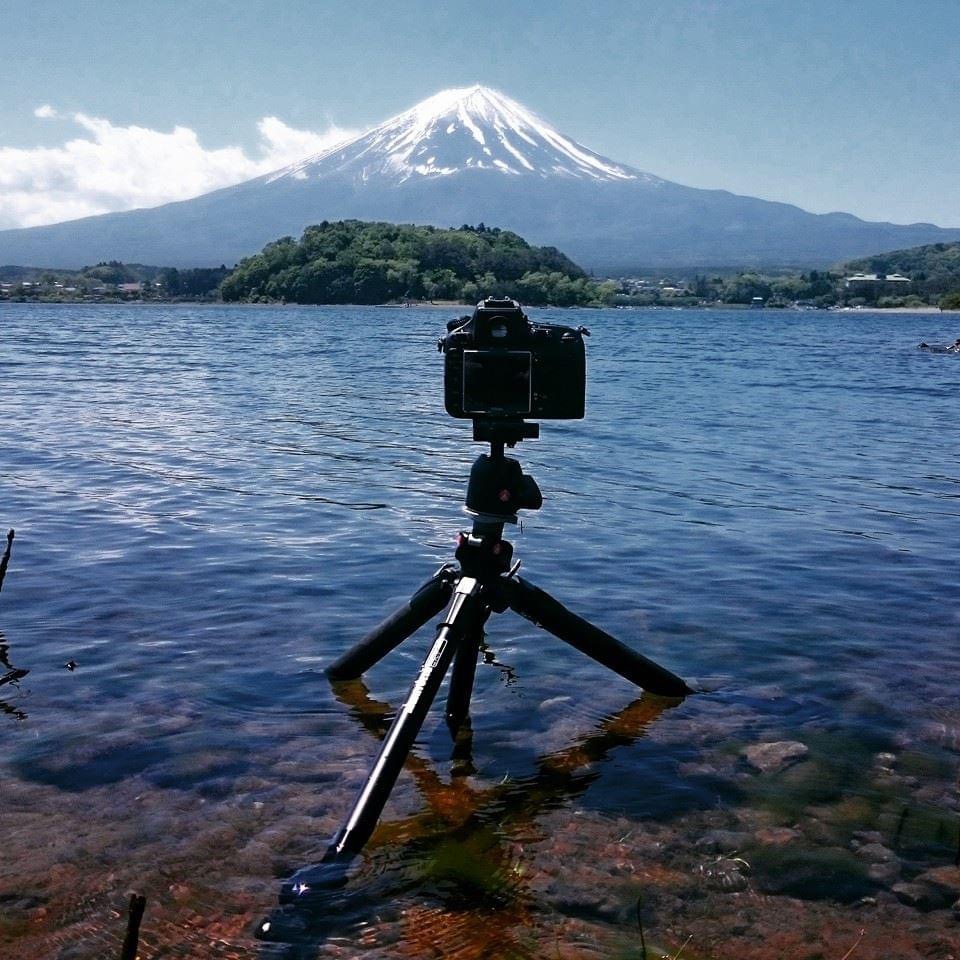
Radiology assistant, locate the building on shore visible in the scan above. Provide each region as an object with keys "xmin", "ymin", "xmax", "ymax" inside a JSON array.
[{"xmin": 844, "ymin": 273, "xmax": 911, "ymax": 295}]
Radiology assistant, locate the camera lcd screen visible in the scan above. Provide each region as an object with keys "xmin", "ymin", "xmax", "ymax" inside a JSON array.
[{"xmin": 462, "ymin": 350, "xmax": 532, "ymax": 415}]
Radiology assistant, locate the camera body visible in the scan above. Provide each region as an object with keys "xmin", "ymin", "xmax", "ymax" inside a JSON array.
[{"xmin": 441, "ymin": 298, "xmax": 586, "ymax": 421}]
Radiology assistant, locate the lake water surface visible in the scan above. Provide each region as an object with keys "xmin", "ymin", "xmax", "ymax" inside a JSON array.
[{"xmin": 1, "ymin": 303, "xmax": 959, "ymax": 959}]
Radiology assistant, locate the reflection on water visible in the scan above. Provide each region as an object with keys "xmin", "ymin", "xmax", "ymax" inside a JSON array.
[
  {"xmin": 1, "ymin": 303, "xmax": 959, "ymax": 958},
  {"xmin": 258, "ymin": 679, "xmax": 678, "ymax": 955}
]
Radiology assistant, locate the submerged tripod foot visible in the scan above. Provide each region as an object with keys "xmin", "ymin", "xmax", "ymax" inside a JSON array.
[
  {"xmin": 278, "ymin": 857, "xmax": 351, "ymax": 906},
  {"xmin": 255, "ymin": 857, "xmax": 353, "ymax": 942}
]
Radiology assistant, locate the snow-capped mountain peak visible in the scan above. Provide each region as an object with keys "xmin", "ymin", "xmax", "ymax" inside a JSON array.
[
  {"xmin": 6, "ymin": 81, "xmax": 960, "ymax": 271},
  {"xmin": 270, "ymin": 85, "xmax": 659, "ymax": 185}
]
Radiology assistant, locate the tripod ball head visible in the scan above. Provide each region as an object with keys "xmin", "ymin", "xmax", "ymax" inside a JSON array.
[{"xmin": 465, "ymin": 451, "xmax": 542, "ymax": 520}]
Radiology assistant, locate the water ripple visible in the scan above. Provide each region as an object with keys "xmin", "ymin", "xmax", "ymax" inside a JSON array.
[{"xmin": 2, "ymin": 303, "xmax": 960, "ymax": 957}]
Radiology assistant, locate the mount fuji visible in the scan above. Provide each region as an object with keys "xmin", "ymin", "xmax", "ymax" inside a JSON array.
[{"xmin": 2, "ymin": 85, "xmax": 958, "ymax": 270}]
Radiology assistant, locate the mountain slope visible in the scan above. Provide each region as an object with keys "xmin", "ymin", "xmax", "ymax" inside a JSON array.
[{"xmin": 1, "ymin": 85, "xmax": 958, "ymax": 270}]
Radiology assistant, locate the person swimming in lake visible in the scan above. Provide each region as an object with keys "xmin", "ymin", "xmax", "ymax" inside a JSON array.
[{"xmin": 918, "ymin": 338, "xmax": 960, "ymax": 352}]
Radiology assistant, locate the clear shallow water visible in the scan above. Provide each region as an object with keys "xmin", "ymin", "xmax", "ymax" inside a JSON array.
[{"xmin": 1, "ymin": 303, "xmax": 959, "ymax": 958}]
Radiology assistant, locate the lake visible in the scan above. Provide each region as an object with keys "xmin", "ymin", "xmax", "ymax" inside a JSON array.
[{"xmin": 1, "ymin": 302, "xmax": 959, "ymax": 959}]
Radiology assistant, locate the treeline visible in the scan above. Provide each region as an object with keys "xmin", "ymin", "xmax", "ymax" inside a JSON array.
[
  {"xmin": 10, "ymin": 236, "xmax": 959, "ymax": 309},
  {"xmin": 843, "ymin": 242, "xmax": 960, "ymax": 302},
  {"xmin": 614, "ymin": 271, "xmax": 848, "ymax": 308},
  {"xmin": 220, "ymin": 221, "xmax": 616, "ymax": 306},
  {"xmin": 0, "ymin": 260, "xmax": 228, "ymax": 300},
  {"xmin": 707, "ymin": 270, "xmax": 852, "ymax": 307},
  {"xmin": 155, "ymin": 266, "xmax": 231, "ymax": 297},
  {"xmin": 614, "ymin": 242, "xmax": 960, "ymax": 309}
]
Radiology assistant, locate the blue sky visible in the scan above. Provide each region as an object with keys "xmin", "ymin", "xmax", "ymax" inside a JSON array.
[{"xmin": 2, "ymin": 0, "xmax": 958, "ymax": 229}]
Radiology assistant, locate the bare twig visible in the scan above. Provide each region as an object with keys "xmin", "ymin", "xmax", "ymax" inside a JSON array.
[
  {"xmin": 838, "ymin": 928, "xmax": 865, "ymax": 960},
  {"xmin": 672, "ymin": 934, "xmax": 693, "ymax": 960},
  {"xmin": 955, "ymin": 776, "xmax": 960, "ymax": 867},
  {"xmin": 635, "ymin": 893, "xmax": 647, "ymax": 959},
  {"xmin": 893, "ymin": 806, "xmax": 909, "ymax": 850},
  {"xmin": 0, "ymin": 530, "xmax": 13, "ymax": 595}
]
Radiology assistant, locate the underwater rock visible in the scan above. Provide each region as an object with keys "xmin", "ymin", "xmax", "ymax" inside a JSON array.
[
  {"xmin": 855, "ymin": 842, "xmax": 897, "ymax": 864},
  {"xmin": 677, "ymin": 760, "xmax": 722, "ymax": 778},
  {"xmin": 0, "ymin": 892, "xmax": 48, "ymax": 913},
  {"xmin": 696, "ymin": 828, "xmax": 749, "ymax": 854},
  {"xmin": 550, "ymin": 888, "xmax": 621, "ymax": 921},
  {"xmin": 698, "ymin": 857, "xmax": 750, "ymax": 892},
  {"xmin": 913, "ymin": 866, "xmax": 960, "ymax": 903},
  {"xmin": 866, "ymin": 859, "xmax": 901, "ymax": 888},
  {"xmin": 893, "ymin": 881, "xmax": 953, "ymax": 911},
  {"xmin": 754, "ymin": 826, "xmax": 802, "ymax": 846},
  {"xmin": 741, "ymin": 740, "xmax": 809, "ymax": 774},
  {"xmin": 752, "ymin": 846, "xmax": 873, "ymax": 903},
  {"xmin": 55, "ymin": 946, "xmax": 88, "ymax": 960},
  {"xmin": 851, "ymin": 837, "xmax": 895, "ymax": 877},
  {"xmin": 857, "ymin": 844, "xmax": 902, "ymax": 887}
]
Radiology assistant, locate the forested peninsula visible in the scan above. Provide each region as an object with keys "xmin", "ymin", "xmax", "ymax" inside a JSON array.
[
  {"xmin": 5, "ymin": 229, "xmax": 960, "ymax": 310},
  {"xmin": 219, "ymin": 221, "xmax": 616, "ymax": 306}
]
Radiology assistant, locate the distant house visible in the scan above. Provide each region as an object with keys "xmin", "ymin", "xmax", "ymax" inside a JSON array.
[
  {"xmin": 845, "ymin": 273, "xmax": 911, "ymax": 294},
  {"xmin": 118, "ymin": 282, "xmax": 143, "ymax": 295}
]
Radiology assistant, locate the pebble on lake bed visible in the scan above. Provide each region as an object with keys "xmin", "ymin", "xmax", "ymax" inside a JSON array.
[{"xmin": 741, "ymin": 740, "xmax": 809, "ymax": 774}]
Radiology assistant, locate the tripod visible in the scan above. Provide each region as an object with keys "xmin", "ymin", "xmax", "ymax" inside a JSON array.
[{"xmin": 259, "ymin": 420, "xmax": 691, "ymax": 931}]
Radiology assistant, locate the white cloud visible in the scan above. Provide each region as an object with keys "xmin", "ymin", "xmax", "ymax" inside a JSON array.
[{"xmin": 0, "ymin": 109, "xmax": 359, "ymax": 229}]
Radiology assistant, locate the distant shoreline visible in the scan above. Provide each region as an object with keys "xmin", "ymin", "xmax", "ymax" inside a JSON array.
[{"xmin": 1, "ymin": 298, "xmax": 958, "ymax": 315}]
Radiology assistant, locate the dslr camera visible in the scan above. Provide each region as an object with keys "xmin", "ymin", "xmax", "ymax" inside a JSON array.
[{"xmin": 439, "ymin": 297, "xmax": 587, "ymax": 421}]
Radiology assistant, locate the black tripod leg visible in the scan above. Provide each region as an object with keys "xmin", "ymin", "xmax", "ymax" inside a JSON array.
[
  {"xmin": 444, "ymin": 613, "xmax": 487, "ymax": 733},
  {"xmin": 281, "ymin": 576, "xmax": 484, "ymax": 908},
  {"xmin": 503, "ymin": 576, "xmax": 693, "ymax": 698},
  {"xmin": 326, "ymin": 566, "xmax": 455, "ymax": 680}
]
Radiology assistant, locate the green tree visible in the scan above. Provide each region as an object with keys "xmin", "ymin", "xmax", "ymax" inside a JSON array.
[{"xmin": 940, "ymin": 290, "xmax": 960, "ymax": 310}]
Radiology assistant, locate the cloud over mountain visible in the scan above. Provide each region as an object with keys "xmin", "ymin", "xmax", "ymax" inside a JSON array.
[{"xmin": 0, "ymin": 109, "xmax": 357, "ymax": 229}]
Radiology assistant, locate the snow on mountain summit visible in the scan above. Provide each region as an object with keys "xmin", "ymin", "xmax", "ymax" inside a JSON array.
[{"xmin": 269, "ymin": 85, "xmax": 658, "ymax": 185}]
